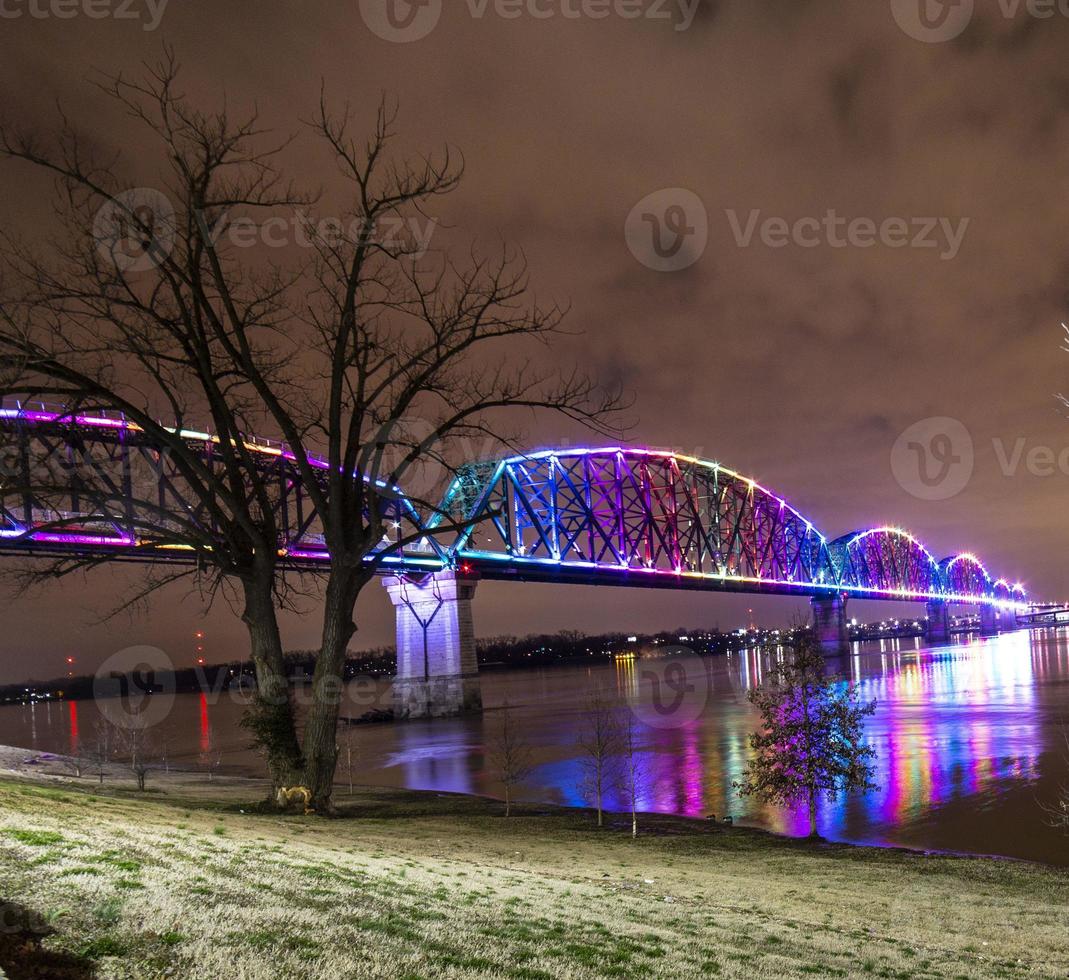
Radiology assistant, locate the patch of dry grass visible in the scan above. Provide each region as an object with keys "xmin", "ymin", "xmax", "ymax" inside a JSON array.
[{"xmin": 0, "ymin": 769, "xmax": 1067, "ymax": 978}]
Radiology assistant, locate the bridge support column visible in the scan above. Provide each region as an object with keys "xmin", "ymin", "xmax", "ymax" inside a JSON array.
[
  {"xmin": 926, "ymin": 599, "xmax": 950, "ymax": 644},
  {"xmin": 811, "ymin": 594, "xmax": 849, "ymax": 657},
  {"xmin": 383, "ymin": 571, "xmax": 482, "ymax": 720},
  {"xmin": 980, "ymin": 603, "xmax": 999, "ymax": 637},
  {"xmin": 999, "ymin": 606, "xmax": 1019, "ymax": 632}
]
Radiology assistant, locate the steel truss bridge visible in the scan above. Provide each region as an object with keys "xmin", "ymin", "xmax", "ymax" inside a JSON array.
[{"xmin": 0, "ymin": 407, "xmax": 1030, "ymax": 611}]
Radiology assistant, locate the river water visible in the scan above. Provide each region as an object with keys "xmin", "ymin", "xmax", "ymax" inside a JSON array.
[{"xmin": 3, "ymin": 629, "xmax": 1069, "ymax": 866}]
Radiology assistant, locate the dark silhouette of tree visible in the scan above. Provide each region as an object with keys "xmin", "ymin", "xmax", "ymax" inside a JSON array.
[
  {"xmin": 199, "ymin": 729, "xmax": 224, "ymax": 783},
  {"xmin": 0, "ymin": 50, "xmax": 626, "ymax": 812},
  {"xmin": 336, "ymin": 722, "xmax": 359, "ymax": 797},
  {"xmin": 487, "ymin": 704, "xmax": 534, "ymax": 817},
  {"xmin": 577, "ymin": 687, "xmax": 622, "ymax": 828},
  {"xmin": 116, "ymin": 717, "xmax": 156, "ymax": 792},
  {"xmin": 88, "ymin": 721, "xmax": 112, "ymax": 786},
  {"xmin": 619, "ymin": 712, "xmax": 645, "ymax": 839},
  {"xmin": 0, "ymin": 52, "xmax": 310, "ymax": 793},
  {"xmin": 734, "ymin": 637, "xmax": 877, "ymax": 837}
]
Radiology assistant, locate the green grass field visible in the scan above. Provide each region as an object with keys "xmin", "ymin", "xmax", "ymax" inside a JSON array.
[{"xmin": 0, "ymin": 768, "xmax": 1067, "ymax": 979}]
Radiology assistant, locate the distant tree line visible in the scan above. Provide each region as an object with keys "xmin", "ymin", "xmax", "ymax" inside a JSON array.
[{"xmin": 0, "ymin": 626, "xmax": 792, "ymax": 704}]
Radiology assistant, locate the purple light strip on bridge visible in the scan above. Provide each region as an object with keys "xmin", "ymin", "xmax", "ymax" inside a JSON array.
[
  {"xmin": 457, "ymin": 550, "xmax": 1027, "ymax": 609},
  {"xmin": 0, "ymin": 529, "xmax": 136, "ymax": 547}
]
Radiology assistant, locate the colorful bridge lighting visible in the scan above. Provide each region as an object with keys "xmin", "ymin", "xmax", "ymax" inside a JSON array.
[{"xmin": 0, "ymin": 409, "xmax": 1030, "ymax": 609}]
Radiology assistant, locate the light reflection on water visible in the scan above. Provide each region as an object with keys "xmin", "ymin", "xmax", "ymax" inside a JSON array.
[{"xmin": 3, "ymin": 629, "xmax": 1069, "ymax": 865}]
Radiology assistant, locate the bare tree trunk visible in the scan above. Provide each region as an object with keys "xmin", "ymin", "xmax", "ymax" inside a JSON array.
[
  {"xmin": 302, "ymin": 570, "xmax": 364, "ymax": 812},
  {"xmin": 240, "ymin": 574, "xmax": 304, "ymax": 797},
  {"xmin": 808, "ymin": 792, "xmax": 818, "ymax": 838},
  {"xmin": 489, "ymin": 703, "xmax": 533, "ymax": 819},
  {"xmin": 579, "ymin": 688, "xmax": 620, "ymax": 830}
]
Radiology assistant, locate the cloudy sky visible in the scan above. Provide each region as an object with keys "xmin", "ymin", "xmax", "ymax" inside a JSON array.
[{"xmin": 2, "ymin": 0, "xmax": 1068, "ymax": 682}]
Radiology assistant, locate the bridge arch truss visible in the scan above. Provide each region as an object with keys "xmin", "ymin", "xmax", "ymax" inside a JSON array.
[{"xmin": 435, "ymin": 449, "xmax": 1026, "ymax": 607}]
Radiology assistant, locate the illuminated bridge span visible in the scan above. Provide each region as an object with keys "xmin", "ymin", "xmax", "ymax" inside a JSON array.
[
  {"xmin": 0, "ymin": 411, "xmax": 1036, "ymax": 718},
  {"xmin": 439, "ymin": 449, "xmax": 1027, "ymax": 608}
]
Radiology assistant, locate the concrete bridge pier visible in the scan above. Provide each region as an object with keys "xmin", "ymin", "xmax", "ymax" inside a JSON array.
[
  {"xmin": 926, "ymin": 599, "xmax": 951, "ymax": 644},
  {"xmin": 980, "ymin": 603, "xmax": 999, "ymax": 637},
  {"xmin": 383, "ymin": 571, "xmax": 483, "ymax": 719},
  {"xmin": 999, "ymin": 606, "xmax": 1019, "ymax": 632},
  {"xmin": 811, "ymin": 594, "xmax": 849, "ymax": 657}
]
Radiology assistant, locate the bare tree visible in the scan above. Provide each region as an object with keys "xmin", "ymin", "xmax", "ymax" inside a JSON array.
[
  {"xmin": 116, "ymin": 717, "xmax": 156, "ymax": 792},
  {"xmin": 619, "ymin": 713, "xmax": 645, "ymax": 839},
  {"xmin": 238, "ymin": 97, "xmax": 626, "ymax": 812},
  {"xmin": 0, "ymin": 56, "xmax": 318, "ymax": 798},
  {"xmin": 337, "ymin": 722, "xmax": 358, "ymax": 796},
  {"xmin": 158, "ymin": 730, "xmax": 175, "ymax": 774},
  {"xmin": 61, "ymin": 734, "xmax": 90, "ymax": 779},
  {"xmin": 0, "ymin": 51, "xmax": 626, "ymax": 814},
  {"xmin": 199, "ymin": 730, "xmax": 224, "ymax": 783},
  {"xmin": 88, "ymin": 720, "xmax": 113, "ymax": 785},
  {"xmin": 60, "ymin": 752, "xmax": 85, "ymax": 779},
  {"xmin": 487, "ymin": 705, "xmax": 534, "ymax": 817},
  {"xmin": 577, "ymin": 687, "xmax": 622, "ymax": 828}
]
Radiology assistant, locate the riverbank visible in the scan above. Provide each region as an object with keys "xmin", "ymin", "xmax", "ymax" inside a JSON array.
[{"xmin": 0, "ymin": 753, "xmax": 1068, "ymax": 978}]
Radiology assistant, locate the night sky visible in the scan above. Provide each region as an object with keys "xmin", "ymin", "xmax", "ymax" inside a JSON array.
[{"xmin": 2, "ymin": 0, "xmax": 1069, "ymax": 683}]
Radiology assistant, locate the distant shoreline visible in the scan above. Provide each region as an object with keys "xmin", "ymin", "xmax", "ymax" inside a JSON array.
[{"xmin": 1, "ymin": 623, "xmax": 954, "ymax": 706}]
